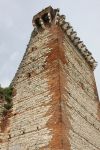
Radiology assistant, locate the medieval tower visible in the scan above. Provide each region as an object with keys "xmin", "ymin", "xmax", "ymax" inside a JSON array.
[{"xmin": 0, "ymin": 6, "xmax": 100, "ymax": 150}]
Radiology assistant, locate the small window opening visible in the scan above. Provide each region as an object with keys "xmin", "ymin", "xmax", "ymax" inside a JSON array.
[
  {"xmin": 27, "ymin": 73, "xmax": 31, "ymax": 78},
  {"xmin": 31, "ymin": 47, "xmax": 34, "ymax": 52},
  {"xmin": 42, "ymin": 13, "xmax": 49, "ymax": 24},
  {"xmin": 37, "ymin": 126, "xmax": 39, "ymax": 130},
  {"xmin": 35, "ymin": 18, "xmax": 41, "ymax": 28}
]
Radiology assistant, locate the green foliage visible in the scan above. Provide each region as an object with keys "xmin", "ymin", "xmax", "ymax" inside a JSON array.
[
  {"xmin": 0, "ymin": 86, "xmax": 13, "ymax": 102},
  {"xmin": 0, "ymin": 86, "xmax": 13, "ymax": 115},
  {"xmin": 0, "ymin": 87, "xmax": 4, "ymax": 99},
  {"xmin": 4, "ymin": 103, "xmax": 13, "ymax": 110}
]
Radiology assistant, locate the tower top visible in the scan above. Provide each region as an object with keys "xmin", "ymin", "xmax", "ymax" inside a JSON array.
[{"xmin": 32, "ymin": 6, "xmax": 97, "ymax": 70}]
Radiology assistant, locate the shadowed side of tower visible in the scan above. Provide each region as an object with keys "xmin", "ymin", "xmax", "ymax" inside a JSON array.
[{"xmin": 0, "ymin": 6, "xmax": 100, "ymax": 150}]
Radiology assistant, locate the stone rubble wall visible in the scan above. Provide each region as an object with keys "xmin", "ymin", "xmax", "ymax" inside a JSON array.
[
  {"xmin": 0, "ymin": 25, "xmax": 64, "ymax": 150},
  {"xmin": 60, "ymin": 33, "xmax": 100, "ymax": 150},
  {"xmin": 0, "ymin": 23, "xmax": 100, "ymax": 150}
]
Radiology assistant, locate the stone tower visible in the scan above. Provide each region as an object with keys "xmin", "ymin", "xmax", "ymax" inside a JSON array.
[{"xmin": 0, "ymin": 6, "xmax": 100, "ymax": 150}]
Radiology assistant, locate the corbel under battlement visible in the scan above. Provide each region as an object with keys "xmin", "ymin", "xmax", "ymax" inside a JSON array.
[{"xmin": 32, "ymin": 6, "xmax": 97, "ymax": 70}]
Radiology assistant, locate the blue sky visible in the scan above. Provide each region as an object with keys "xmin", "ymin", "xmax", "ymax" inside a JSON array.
[{"xmin": 0, "ymin": 0, "xmax": 100, "ymax": 97}]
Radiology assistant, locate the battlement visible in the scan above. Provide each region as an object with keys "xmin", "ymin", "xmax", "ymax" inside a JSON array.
[
  {"xmin": 32, "ymin": 6, "xmax": 57, "ymax": 29},
  {"xmin": 32, "ymin": 6, "xmax": 97, "ymax": 70}
]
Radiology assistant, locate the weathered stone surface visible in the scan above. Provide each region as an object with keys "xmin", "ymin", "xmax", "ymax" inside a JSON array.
[
  {"xmin": 0, "ymin": 6, "xmax": 100, "ymax": 150},
  {"xmin": 60, "ymin": 34, "xmax": 100, "ymax": 150}
]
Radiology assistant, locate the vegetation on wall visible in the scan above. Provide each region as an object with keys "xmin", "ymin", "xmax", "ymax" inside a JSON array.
[{"xmin": 0, "ymin": 86, "xmax": 13, "ymax": 116}]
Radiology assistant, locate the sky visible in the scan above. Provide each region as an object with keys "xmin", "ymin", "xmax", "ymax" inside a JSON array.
[{"xmin": 0, "ymin": 0, "xmax": 100, "ymax": 97}]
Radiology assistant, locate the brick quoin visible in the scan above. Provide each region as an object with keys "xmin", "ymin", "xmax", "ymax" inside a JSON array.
[{"xmin": 0, "ymin": 6, "xmax": 100, "ymax": 150}]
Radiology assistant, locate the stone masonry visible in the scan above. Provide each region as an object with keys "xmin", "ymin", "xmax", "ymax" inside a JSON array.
[{"xmin": 0, "ymin": 6, "xmax": 100, "ymax": 150}]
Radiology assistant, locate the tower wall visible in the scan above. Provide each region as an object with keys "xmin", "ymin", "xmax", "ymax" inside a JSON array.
[
  {"xmin": 60, "ymin": 34, "xmax": 100, "ymax": 149},
  {"xmin": 0, "ymin": 25, "xmax": 65, "ymax": 150},
  {"xmin": 0, "ymin": 6, "xmax": 100, "ymax": 150}
]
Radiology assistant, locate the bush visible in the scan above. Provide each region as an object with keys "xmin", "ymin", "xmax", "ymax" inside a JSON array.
[
  {"xmin": 4, "ymin": 103, "xmax": 13, "ymax": 110},
  {"xmin": 0, "ymin": 86, "xmax": 13, "ymax": 101},
  {"xmin": 0, "ymin": 85, "xmax": 13, "ymax": 115}
]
